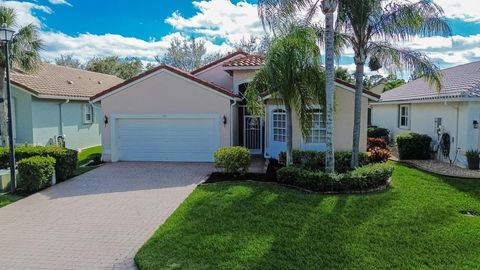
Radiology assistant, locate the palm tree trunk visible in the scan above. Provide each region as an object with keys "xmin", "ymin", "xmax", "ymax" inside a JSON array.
[
  {"xmin": 322, "ymin": 1, "xmax": 337, "ymax": 173},
  {"xmin": 285, "ymin": 103, "xmax": 293, "ymax": 166},
  {"xmin": 0, "ymin": 68, "xmax": 8, "ymax": 146},
  {"xmin": 351, "ymin": 57, "xmax": 365, "ymax": 168}
]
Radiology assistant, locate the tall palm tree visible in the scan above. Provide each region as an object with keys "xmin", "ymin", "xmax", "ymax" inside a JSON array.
[
  {"xmin": 245, "ymin": 26, "xmax": 325, "ymax": 165},
  {"xmin": 258, "ymin": 0, "xmax": 340, "ymax": 172},
  {"xmin": 0, "ymin": 6, "xmax": 43, "ymax": 145},
  {"xmin": 336, "ymin": 0, "xmax": 450, "ymax": 167}
]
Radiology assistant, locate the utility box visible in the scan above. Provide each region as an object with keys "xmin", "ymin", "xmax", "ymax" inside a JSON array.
[{"xmin": 0, "ymin": 169, "xmax": 12, "ymax": 192}]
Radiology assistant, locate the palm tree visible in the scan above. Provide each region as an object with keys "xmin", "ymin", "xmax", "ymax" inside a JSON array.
[
  {"xmin": 0, "ymin": 6, "xmax": 42, "ymax": 145},
  {"xmin": 258, "ymin": 0, "xmax": 339, "ymax": 172},
  {"xmin": 245, "ymin": 26, "xmax": 325, "ymax": 165},
  {"xmin": 336, "ymin": 0, "xmax": 450, "ymax": 167}
]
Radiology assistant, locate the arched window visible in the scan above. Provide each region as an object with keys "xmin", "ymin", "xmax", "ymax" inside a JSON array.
[{"xmin": 272, "ymin": 109, "xmax": 286, "ymax": 142}]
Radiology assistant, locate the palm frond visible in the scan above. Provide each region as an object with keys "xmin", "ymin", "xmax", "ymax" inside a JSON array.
[
  {"xmin": 369, "ymin": 41, "xmax": 442, "ymax": 91},
  {"xmin": 10, "ymin": 24, "xmax": 43, "ymax": 72},
  {"xmin": 0, "ymin": 6, "xmax": 16, "ymax": 27},
  {"xmin": 371, "ymin": 0, "xmax": 451, "ymax": 41}
]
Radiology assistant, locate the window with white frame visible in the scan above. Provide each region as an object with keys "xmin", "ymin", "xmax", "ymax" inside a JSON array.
[
  {"xmin": 398, "ymin": 105, "xmax": 410, "ymax": 129},
  {"xmin": 83, "ymin": 104, "xmax": 94, "ymax": 124},
  {"xmin": 272, "ymin": 109, "xmax": 286, "ymax": 142},
  {"xmin": 305, "ymin": 109, "xmax": 326, "ymax": 144}
]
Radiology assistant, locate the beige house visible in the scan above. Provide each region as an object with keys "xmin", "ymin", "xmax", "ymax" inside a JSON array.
[{"xmin": 92, "ymin": 52, "xmax": 379, "ymax": 162}]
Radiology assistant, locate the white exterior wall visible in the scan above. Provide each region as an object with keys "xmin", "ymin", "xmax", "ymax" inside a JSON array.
[{"xmin": 372, "ymin": 101, "xmax": 478, "ymax": 167}]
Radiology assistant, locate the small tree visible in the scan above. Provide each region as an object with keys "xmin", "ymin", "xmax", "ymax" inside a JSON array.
[
  {"xmin": 55, "ymin": 54, "xmax": 82, "ymax": 69},
  {"xmin": 85, "ymin": 56, "xmax": 142, "ymax": 79},
  {"xmin": 245, "ymin": 26, "xmax": 325, "ymax": 165}
]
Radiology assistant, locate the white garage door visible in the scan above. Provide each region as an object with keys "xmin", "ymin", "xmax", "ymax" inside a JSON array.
[{"xmin": 113, "ymin": 115, "xmax": 220, "ymax": 162}]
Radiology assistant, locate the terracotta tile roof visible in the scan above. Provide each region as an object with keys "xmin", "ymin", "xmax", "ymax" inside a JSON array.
[
  {"xmin": 11, "ymin": 63, "xmax": 124, "ymax": 100},
  {"xmin": 221, "ymin": 54, "xmax": 379, "ymax": 99},
  {"xmin": 223, "ymin": 55, "xmax": 265, "ymax": 68},
  {"xmin": 191, "ymin": 51, "xmax": 248, "ymax": 74},
  {"xmin": 91, "ymin": 64, "xmax": 237, "ymax": 101},
  {"xmin": 380, "ymin": 61, "xmax": 480, "ymax": 102}
]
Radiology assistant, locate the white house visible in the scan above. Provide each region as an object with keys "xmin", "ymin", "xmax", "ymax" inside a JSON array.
[{"xmin": 371, "ymin": 61, "xmax": 480, "ymax": 167}]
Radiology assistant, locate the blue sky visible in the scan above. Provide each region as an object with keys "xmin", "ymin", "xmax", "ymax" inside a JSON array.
[{"xmin": 3, "ymin": 0, "xmax": 480, "ymax": 72}]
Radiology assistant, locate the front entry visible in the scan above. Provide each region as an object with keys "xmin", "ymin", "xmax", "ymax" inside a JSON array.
[{"xmin": 244, "ymin": 115, "xmax": 263, "ymax": 154}]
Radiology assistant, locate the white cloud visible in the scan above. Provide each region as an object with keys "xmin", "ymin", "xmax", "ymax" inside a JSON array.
[
  {"xmin": 48, "ymin": 0, "xmax": 72, "ymax": 7},
  {"xmin": 166, "ymin": 0, "xmax": 264, "ymax": 44},
  {"xmin": 40, "ymin": 31, "xmax": 232, "ymax": 63},
  {"xmin": 434, "ymin": 0, "xmax": 480, "ymax": 22},
  {"xmin": 1, "ymin": 1, "xmax": 51, "ymax": 27}
]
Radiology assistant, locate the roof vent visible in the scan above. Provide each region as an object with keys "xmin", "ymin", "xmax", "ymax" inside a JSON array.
[
  {"xmin": 97, "ymin": 81, "xmax": 102, "ymax": 84},
  {"xmin": 67, "ymin": 80, "xmax": 74, "ymax": 85}
]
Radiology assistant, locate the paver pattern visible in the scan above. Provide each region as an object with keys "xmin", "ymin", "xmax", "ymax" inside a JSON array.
[{"xmin": 0, "ymin": 162, "xmax": 213, "ymax": 270}]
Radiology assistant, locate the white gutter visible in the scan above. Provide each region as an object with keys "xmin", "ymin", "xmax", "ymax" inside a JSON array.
[{"xmin": 58, "ymin": 99, "xmax": 70, "ymax": 137}]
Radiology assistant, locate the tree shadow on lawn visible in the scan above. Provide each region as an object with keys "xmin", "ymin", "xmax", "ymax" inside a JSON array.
[{"xmin": 136, "ymin": 165, "xmax": 480, "ymax": 270}]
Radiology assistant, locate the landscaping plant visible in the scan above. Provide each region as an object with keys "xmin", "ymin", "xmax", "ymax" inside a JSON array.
[
  {"xmin": 213, "ymin": 146, "xmax": 251, "ymax": 175},
  {"xmin": 465, "ymin": 149, "xmax": 480, "ymax": 170},
  {"xmin": 396, "ymin": 133, "xmax": 432, "ymax": 160},
  {"xmin": 17, "ymin": 156, "xmax": 56, "ymax": 192}
]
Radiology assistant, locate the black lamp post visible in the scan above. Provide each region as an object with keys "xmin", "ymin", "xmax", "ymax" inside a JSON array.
[{"xmin": 0, "ymin": 23, "xmax": 16, "ymax": 193}]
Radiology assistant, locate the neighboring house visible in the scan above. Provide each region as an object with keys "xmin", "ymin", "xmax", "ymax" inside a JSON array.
[
  {"xmin": 371, "ymin": 61, "xmax": 480, "ymax": 167},
  {"xmin": 9, "ymin": 63, "xmax": 124, "ymax": 150},
  {"xmin": 92, "ymin": 51, "xmax": 379, "ymax": 162}
]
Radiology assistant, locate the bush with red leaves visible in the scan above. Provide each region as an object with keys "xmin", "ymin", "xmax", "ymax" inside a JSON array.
[
  {"xmin": 368, "ymin": 147, "xmax": 391, "ymax": 163},
  {"xmin": 367, "ymin": 138, "xmax": 388, "ymax": 150}
]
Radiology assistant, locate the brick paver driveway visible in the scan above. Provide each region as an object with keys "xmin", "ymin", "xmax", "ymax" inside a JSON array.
[{"xmin": 0, "ymin": 162, "xmax": 213, "ymax": 270}]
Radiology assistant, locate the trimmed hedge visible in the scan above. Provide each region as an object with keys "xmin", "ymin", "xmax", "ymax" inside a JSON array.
[
  {"xmin": 279, "ymin": 150, "xmax": 369, "ymax": 173},
  {"xmin": 0, "ymin": 145, "xmax": 78, "ymax": 182},
  {"xmin": 17, "ymin": 156, "xmax": 56, "ymax": 192},
  {"xmin": 368, "ymin": 127, "xmax": 390, "ymax": 138},
  {"xmin": 277, "ymin": 163, "xmax": 393, "ymax": 192},
  {"xmin": 214, "ymin": 146, "xmax": 251, "ymax": 175},
  {"xmin": 395, "ymin": 133, "xmax": 432, "ymax": 160}
]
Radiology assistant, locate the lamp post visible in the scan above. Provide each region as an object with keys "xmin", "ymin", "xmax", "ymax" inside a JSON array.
[{"xmin": 0, "ymin": 24, "xmax": 16, "ymax": 193}]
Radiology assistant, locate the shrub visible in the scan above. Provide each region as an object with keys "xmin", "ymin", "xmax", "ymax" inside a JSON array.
[
  {"xmin": 0, "ymin": 145, "xmax": 78, "ymax": 182},
  {"xmin": 368, "ymin": 127, "xmax": 390, "ymax": 138},
  {"xmin": 368, "ymin": 147, "xmax": 391, "ymax": 163},
  {"xmin": 396, "ymin": 133, "xmax": 432, "ymax": 160},
  {"xmin": 279, "ymin": 150, "xmax": 369, "ymax": 173},
  {"xmin": 17, "ymin": 156, "xmax": 56, "ymax": 192},
  {"xmin": 277, "ymin": 163, "xmax": 393, "ymax": 192},
  {"xmin": 214, "ymin": 146, "xmax": 251, "ymax": 175},
  {"xmin": 367, "ymin": 138, "xmax": 388, "ymax": 150}
]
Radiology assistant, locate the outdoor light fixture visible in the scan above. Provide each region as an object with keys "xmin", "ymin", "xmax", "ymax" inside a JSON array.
[
  {"xmin": 474, "ymin": 120, "xmax": 479, "ymax": 129},
  {"xmin": 223, "ymin": 115, "xmax": 227, "ymax": 125},
  {"xmin": 104, "ymin": 115, "xmax": 109, "ymax": 126},
  {"xmin": 0, "ymin": 23, "xmax": 17, "ymax": 192}
]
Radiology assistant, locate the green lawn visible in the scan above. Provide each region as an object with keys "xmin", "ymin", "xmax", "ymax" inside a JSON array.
[
  {"xmin": 135, "ymin": 163, "xmax": 480, "ymax": 270},
  {"xmin": 0, "ymin": 194, "xmax": 23, "ymax": 208},
  {"xmin": 74, "ymin": 146, "xmax": 102, "ymax": 176}
]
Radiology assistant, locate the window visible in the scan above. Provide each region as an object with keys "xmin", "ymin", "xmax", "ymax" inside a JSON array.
[
  {"xmin": 305, "ymin": 109, "xmax": 326, "ymax": 144},
  {"xmin": 398, "ymin": 105, "xmax": 410, "ymax": 129},
  {"xmin": 83, "ymin": 104, "xmax": 94, "ymax": 124},
  {"xmin": 272, "ymin": 109, "xmax": 286, "ymax": 142}
]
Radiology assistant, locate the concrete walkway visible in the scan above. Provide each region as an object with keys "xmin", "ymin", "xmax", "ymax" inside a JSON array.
[{"xmin": 0, "ymin": 162, "xmax": 213, "ymax": 270}]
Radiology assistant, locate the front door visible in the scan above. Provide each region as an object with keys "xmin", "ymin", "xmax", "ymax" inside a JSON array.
[
  {"xmin": 244, "ymin": 115, "xmax": 262, "ymax": 155},
  {"xmin": 268, "ymin": 107, "xmax": 287, "ymax": 159}
]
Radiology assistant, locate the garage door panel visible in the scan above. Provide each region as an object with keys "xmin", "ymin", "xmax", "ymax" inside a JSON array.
[{"xmin": 114, "ymin": 116, "xmax": 219, "ymax": 162}]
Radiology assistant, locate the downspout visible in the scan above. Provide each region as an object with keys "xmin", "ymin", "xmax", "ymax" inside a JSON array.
[
  {"xmin": 58, "ymin": 99, "xmax": 70, "ymax": 137},
  {"xmin": 230, "ymin": 99, "xmax": 237, "ymax": 146}
]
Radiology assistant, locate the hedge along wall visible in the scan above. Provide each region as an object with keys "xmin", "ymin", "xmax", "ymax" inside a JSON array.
[
  {"xmin": 395, "ymin": 133, "xmax": 432, "ymax": 160},
  {"xmin": 0, "ymin": 146, "xmax": 78, "ymax": 182},
  {"xmin": 17, "ymin": 156, "xmax": 56, "ymax": 192},
  {"xmin": 279, "ymin": 150, "xmax": 370, "ymax": 173}
]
